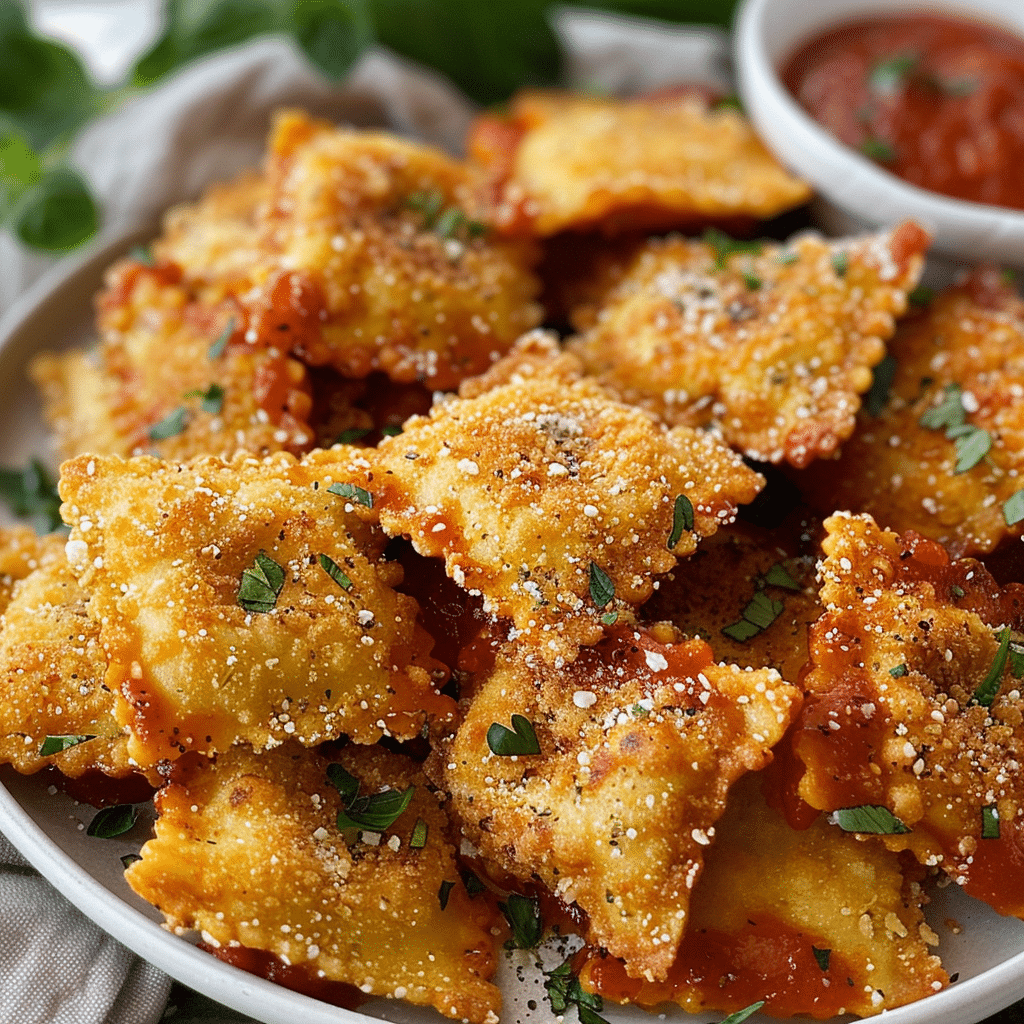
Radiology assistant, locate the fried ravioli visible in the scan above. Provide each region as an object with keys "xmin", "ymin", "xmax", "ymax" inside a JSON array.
[
  {"xmin": 569, "ymin": 223, "xmax": 929, "ymax": 467},
  {"xmin": 793, "ymin": 512, "xmax": 1024, "ymax": 918},
  {"xmin": 58, "ymin": 450, "xmax": 454, "ymax": 768},
  {"xmin": 126, "ymin": 744, "xmax": 501, "ymax": 1023},
  {"xmin": 365, "ymin": 335, "xmax": 763, "ymax": 660},
  {"xmin": 433, "ymin": 626, "xmax": 801, "ymax": 981},
  {"xmin": 800, "ymin": 268, "xmax": 1024, "ymax": 556},
  {"xmin": 469, "ymin": 90, "xmax": 811, "ymax": 236}
]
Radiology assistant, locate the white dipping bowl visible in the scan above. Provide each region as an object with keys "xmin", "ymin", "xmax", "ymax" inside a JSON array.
[{"xmin": 735, "ymin": 0, "xmax": 1024, "ymax": 266}]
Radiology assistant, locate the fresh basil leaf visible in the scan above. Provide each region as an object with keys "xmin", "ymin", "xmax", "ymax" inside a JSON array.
[
  {"xmin": 334, "ymin": 427, "xmax": 370, "ymax": 445},
  {"xmin": 1004, "ymin": 490, "xmax": 1024, "ymax": 527},
  {"xmin": 718, "ymin": 1003, "xmax": 767, "ymax": 1024},
  {"xmin": 38, "ymin": 734, "xmax": 96, "ymax": 756},
  {"xmin": 973, "ymin": 627, "xmax": 1011, "ymax": 707},
  {"xmin": 184, "ymin": 383, "xmax": 225, "ymax": 415},
  {"xmin": 667, "ymin": 493, "xmax": 693, "ymax": 549},
  {"xmin": 327, "ymin": 481, "xmax": 373, "ymax": 508},
  {"xmin": 952, "ymin": 425, "xmax": 991, "ymax": 473},
  {"xmin": 319, "ymin": 553, "xmax": 353, "ymax": 591},
  {"xmin": 498, "ymin": 892, "xmax": 542, "ymax": 949},
  {"xmin": 982, "ymin": 804, "xmax": 1000, "ymax": 840},
  {"xmin": 438, "ymin": 879, "xmax": 456, "ymax": 910},
  {"xmin": 487, "ymin": 714, "xmax": 540, "ymax": 756},
  {"xmin": 865, "ymin": 353, "xmax": 897, "ymax": 417},
  {"xmin": 702, "ymin": 227, "xmax": 762, "ymax": 269},
  {"xmin": 14, "ymin": 166, "xmax": 97, "ymax": 252},
  {"xmin": 833, "ymin": 804, "xmax": 911, "ymax": 835},
  {"xmin": 0, "ymin": 459, "xmax": 63, "ymax": 533},
  {"xmin": 237, "ymin": 551, "xmax": 285, "ymax": 613},
  {"xmin": 762, "ymin": 563, "xmax": 800, "ymax": 591},
  {"xmin": 869, "ymin": 52, "xmax": 918, "ymax": 93},
  {"xmin": 120, "ymin": 853, "xmax": 142, "ymax": 869},
  {"xmin": 337, "ymin": 784, "xmax": 415, "ymax": 831},
  {"xmin": 291, "ymin": 0, "xmax": 373, "ymax": 80},
  {"xmin": 207, "ymin": 318, "xmax": 234, "ymax": 359},
  {"xmin": 148, "ymin": 406, "xmax": 188, "ymax": 441},
  {"xmin": 409, "ymin": 817, "xmax": 428, "ymax": 849},
  {"xmin": 326, "ymin": 762, "xmax": 360, "ymax": 805},
  {"xmin": 87, "ymin": 803, "xmax": 138, "ymax": 839},
  {"xmin": 589, "ymin": 561, "xmax": 615, "ymax": 608},
  {"xmin": 812, "ymin": 946, "xmax": 831, "ymax": 972},
  {"xmin": 859, "ymin": 137, "xmax": 896, "ymax": 162},
  {"xmin": 831, "ymin": 251, "xmax": 849, "ymax": 277}
]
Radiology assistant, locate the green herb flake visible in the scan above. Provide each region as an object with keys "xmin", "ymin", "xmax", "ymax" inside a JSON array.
[
  {"xmin": 544, "ymin": 958, "xmax": 609, "ymax": 1024},
  {"xmin": 87, "ymin": 803, "xmax": 138, "ymax": 839},
  {"xmin": 714, "ymin": 93, "xmax": 744, "ymax": 112},
  {"xmin": 435, "ymin": 206, "xmax": 467, "ymax": 239},
  {"xmin": 337, "ymin": 785, "xmax": 415, "ymax": 833},
  {"xmin": 742, "ymin": 271, "xmax": 761, "ymax": 291},
  {"xmin": 1004, "ymin": 490, "xmax": 1024, "ymax": 526},
  {"xmin": 719, "ymin": 1002, "xmax": 767, "ymax": 1024},
  {"xmin": 1008, "ymin": 642, "xmax": 1024, "ymax": 679},
  {"xmin": 120, "ymin": 853, "xmax": 142, "ymax": 869},
  {"xmin": 833, "ymin": 804, "xmax": 911, "ymax": 835},
  {"xmin": 667, "ymin": 493, "xmax": 694, "ymax": 550},
  {"xmin": 184, "ymin": 382, "xmax": 225, "ymax": 415},
  {"xmin": 438, "ymin": 879, "xmax": 456, "ymax": 910},
  {"xmin": 982, "ymin": 803, "xmax": 1000, "ymax": 840},
  {"xmin": 859, "ymin": 137, "xmax": 897, "ymax": 162},
  {"xmin": 487, "ymin": 714, "xmax": 540, "ymax": 756},
  {"xmin": 952, "ymin": 424, "xmax": 992, "ymax": 473},
  {"xmin": 831, "ymin": 251, "xmax": 849, "ymax": 277},
  {"xmin": 410, "ymin": 817, "xmax": 428, "ymax": 849},
  {"xmin": 129, "ymin": 245, "xmax": 154, "ymax": 266},
  {"xmin": 951, "ymin": 585, "xmax": 965, "ymax": 599},
  {"xmin": 38, "ymin": 734, "xmax": 96, "ymax": 757},
  {"xmin": 973, "ymin": 627, "xmax": 1011, "ymax": 707},
  {"xmin": 326, "ymin": 763, "xmax": 360, "ymax": 805},
  {"xmin": 148, "ymin": 407, "xmax": 188, "ymax": 441},
  {"xmin": 600, "ymin": 610, "xmax": 619, "ymax": 626},
  {"xmin": 406, "ymin": 189, "xmax": 445, "ymax": 225},
  {"xmin": 237, "ymin": 551, "xmax": 285, "ymax": 614},
  {"xmin": 702, "ymin": 228, "xmax": 763, "ymax": 269},
  {"xmin": 0, "ymin": 459, "xmax": 63, "ymax": 534},
  {"xmin": 919, "ymin": 382, "xmax": 965, "ymax": 432},
  {"xmin": 762, "ymin": 563, "xmax": 801, "ymax": 591},
  {"xmin": 869, "ymin": 52, "xmax": 918, "ymax": 93},
  {"xmin": 464, "ymin": 871, "xmax": 487, "ymax": 896},
  {"xmin": 908, "ymin": 285, "xmax": 934, "ymax": 307},
  {"xmin": 499, "ymin": 892, "xmax": 543, "ymax": 949},
  {"xmin": 207, "ymin": 318, "xmax": 234, "ymax": 360},
  {"xmin": 380, "ymin": 425, "xmax": 403, "ymax": 436},
  {"xmin": 319, "ymin": 553, "xmax": 353, "ymax": 591},
  {"xmin": 812, "ymin": 946, "xmax": 831, "ymax": 972},
  {"xmin": 722, "ymin": 590, "xmax": 784, "ymax": 642},
  {"xmin": 890, "ymin": 663, "xmax": 908, "ymax": 678},
  {"xmin": 334, "ymin": 427, "xmax": 370, "ymax": 445},
  {"xmin": 589, "ymin": 561, "xmax": 615, "ymax": 608},
  {"xmin": 327, "ymin": 481, "xmax": 374, "ymax": 509},
  {"xmin": 865, "ymin": 353, "xmax": 897, "ymax": 417}
]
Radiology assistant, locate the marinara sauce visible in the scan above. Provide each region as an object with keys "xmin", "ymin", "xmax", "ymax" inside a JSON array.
[{"xmin": 783, "ymin": 14, "xmax": 1024, "ymax": 210}]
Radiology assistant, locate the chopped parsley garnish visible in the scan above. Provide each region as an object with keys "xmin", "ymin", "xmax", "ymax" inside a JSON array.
[
  {"xmin": 0, "ymin": 460, "xmax": 63, "ymax": 534},
  {"xmin": 890, "ymin": 663, "xmax": 908, "ymax": 678},
  {"xmin": 831, "ymin": 251, "xmax": 849, "ymax": 277},
  {"xmin": 380, "ymin": 424, "xmax": 403, "ymax": 436},
  {"xmin": 1003, "ymin": 490, "xmax": 1024, "ymax": 526},
  {"xmin": 859, "ymin": 137, "xmax": 896, "ymax": 162},
  {"xmin": 918, "ymin": 382, "xmax": 991, "ymax": 473},
  {"xmin": 406, "ymin": 189, "xmax": 484, "ymax": 241},
  {"xmin": 438, "ymin": 879, "xmax": 456, "ymax": 910},
  {"xmin": 812, "ymin": 946, "xmax": 831, "ymax": 972},
  {"xmin": 742, "ymin": 271, "xmax": 761, "ymax": 291},
  {"xmin": 207, "ymin": 317, "xmax": 234, "ymax": 359},
  {"xmin": 148, "ymin": 406, "xmax": 188, "ymax": 441},
  {"xmin": 184, "ymin": 382, "xmax": 225, "ymax": 415},
  {"xmin": 908, "ymin": 285, "xmax": 934, "ymax": 307},
  {"xmin": 120, "ymin": 853, "xmax": 142, "ymax": 869},
  {"xmin": 544, "ymin": 958, "xmax": 610, "ymax": 1024},
  {"xmin": 762, "ymin": 562, "xmax": 800, "ymax": 591},
  {"xmin": 410, "ymin": 817, "xmax": 428, "ymax": 849},
  {"xmin": 237, "ymin": 551, "xmax": 285, "ymax": 614},
  {"xmin": 973, "ymin": 627, "xmax": 1012, "ymax": 707},
  {"xmin": 406, "ymin": 188, "xmax": 444, "ymax": 225},
  {"xmin": 982, "ymin": 804, "xmax": 1000, "ymax": 840},
  {"xmin": 463, "ymin": 871, "xmax": 487, "ymax": 896},
  {"xmin": 334, "ymin": 427, "xmax": 370, "ymax": 445},
  {"xmin": 869, "ymin": 52, "xmax": 918, "ymax": 93},
  {"xmin": 38, "ymin": 734, "xmax": 96, "ymax": 756},
  {"xmin": 589, "ymin": 562, "xmax": 615, "ymax": 608},
  {"xmin": 600, "ymin": 610, "xmax": 619, "ymax": 626},
  {"xmin": 919, "ymin": 382, "xmax": 965, "ymax": 432},
  {"xmin": 702, "ymin": 227, "xmax": 763, "ymax": 269},
  {"xmin": 833, "ymin": 804, "xmax": 911, "ymax": 835},
  {"xmin": 486, "ymin": 714, "xmax": 540, "ymax": 756},
  {"xmin": 327, "ymin": 481, "xmax": 374, "ymax": 509},
  {"xmin": 719, "ymin": 1003, "xmax": 767, "ymax": 1024},
  {"xmin": 327, "ymin": 762, "xmax": 415, "ymax": 832},
  {"xmin": 722, "ymin": 590, "xmax": 783, "ymax": 642},
  {"xmin": 667, "ymin": 493, "xmax": 694, "ymax": 550},
  {"xmin": 864, "ymin": 353, "xmax": 897, "ymax": 417},
  {"xmin": 498, "ymin": 892, "xmax": 543, "ymax": 949},
  {"xmin": 87, "ymin": 804, "xmax": 138, "ymax": 839},
  {"xmin": 318, "ymin": 553, "xmax": 353, "ymax": 591}
]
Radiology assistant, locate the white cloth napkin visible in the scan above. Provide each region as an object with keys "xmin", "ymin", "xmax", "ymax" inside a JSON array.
[{"xmin": 0, "ymin": 15, "xmax": 728, "ymax": 1023}]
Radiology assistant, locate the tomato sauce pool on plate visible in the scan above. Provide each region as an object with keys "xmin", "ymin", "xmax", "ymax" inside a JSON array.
[{"xmin": 782, "ymin": 13, "xmax": 1024, "ymax": 210}]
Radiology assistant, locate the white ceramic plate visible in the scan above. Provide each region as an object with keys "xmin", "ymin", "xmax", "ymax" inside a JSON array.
[{"xmin": 1, "ymin": 233, "xmax": 1024, "ymax": 1024}]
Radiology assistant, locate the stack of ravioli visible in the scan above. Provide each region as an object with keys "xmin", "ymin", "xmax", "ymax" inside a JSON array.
[{"xmin": 4, "ymin": 89, "xmax": 1024, "ymax": 1023}]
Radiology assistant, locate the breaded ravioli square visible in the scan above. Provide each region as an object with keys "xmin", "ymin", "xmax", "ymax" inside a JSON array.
[
  {"xmin": 569, "ymin": 223, "xmax": 929, "ymax": 467},
  {"xmin": 468, "ymin": 90, "xmax": 811, "ymax": 236},
  {"xmin": 578, "ymin": 772, "xmax": 946, "ymax": 1018},
  {"xmin": 793, "ymin": 512, "xmax": 1024, "ymax": 918},
  {"xmin": 126, "ymin": 744, "xmax": 501, "ymax": 1024},
  {"xmin": 433, "ymin": 626, "xmax": 801, "ymax": 982},
  {"xmin": 801, "ymin": 268, "xmax": 1024, "ymax": 556},
  {"xmin": 32, "ymin": 260, "xmax": 314, "ymax": 462},
  {"xmin": 59, "ymin": 450, "xmax": 454, "ymax": 768},
  {"xmin": 364, "ymin": 335, "xmax": 763, "ymax": 660},
  {"xmin": 0, "ymin": 530, "xmax": 126, "ymax": 777}
]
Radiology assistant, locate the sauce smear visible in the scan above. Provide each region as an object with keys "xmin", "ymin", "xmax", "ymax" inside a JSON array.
[{"xmin": 783, "ymin": 14, "xmax": 1024, "ymax": 210}]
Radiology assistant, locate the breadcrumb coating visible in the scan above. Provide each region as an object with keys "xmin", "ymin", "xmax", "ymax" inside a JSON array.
[{"xmin": 569, "ymin": 223, "xmax": 929, "ymax": 467}]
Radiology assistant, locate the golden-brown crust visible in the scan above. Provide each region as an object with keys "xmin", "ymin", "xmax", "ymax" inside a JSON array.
[
  {"xmin": 58, "ymin": 450, "xmax": 455, "ymax": 768},
  {"xmin": 469, "ymin": 90, "xmax": 811, "ymax": 237},
  {"xmin": 569, "ymin": 223, "xmax": 929, "ymax": 468},
  {"xmin": 799, "ymin": 268, "xmax": 1024, "ymax": 556},
  {"xmin": 126, "ymin": 743, "xmax": 502, "ymax": 1024},
  {"xmin": 433, "ymin": 627, "xmax": 801, "ymax": 982}
]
